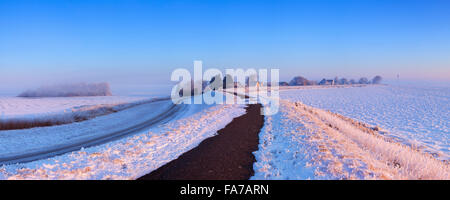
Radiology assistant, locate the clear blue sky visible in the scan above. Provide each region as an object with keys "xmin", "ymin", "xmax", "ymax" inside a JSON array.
[{"xmin": 1, "ymin": 0, "xmax": 449, "ymax": 91}]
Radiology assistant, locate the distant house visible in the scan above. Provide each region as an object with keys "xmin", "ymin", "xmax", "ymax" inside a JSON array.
[
  {"xmin": 319, "ymin": 79, "xmax": 334, "ymax": 85},
  {"xmin": 279, "ymin": 82, "xmax": 289, "ymax": 86}
]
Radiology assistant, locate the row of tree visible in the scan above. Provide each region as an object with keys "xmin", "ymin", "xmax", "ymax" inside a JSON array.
[
  {"xmin": 178, "ymin": 75, "xmax": 383, "ymax": 96},
  {"xmin": 282, "ymin": 75, "xmax": 382, "ymax": 86}
]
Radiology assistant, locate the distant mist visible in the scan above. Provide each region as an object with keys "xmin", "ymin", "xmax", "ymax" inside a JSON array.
[{"xmin": 18, "ymin": 82, "xmax": 112, "ymax": 97}]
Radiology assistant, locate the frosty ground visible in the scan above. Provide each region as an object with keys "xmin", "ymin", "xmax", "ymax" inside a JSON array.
[
  {"xmin": 252, "ymin": 84, "xmax": 449, "ymax": 180},
  {"xmin": 0, "ymin": 95, "xmax": 245, "ymax": 179},
  {"xmin": 280, "ymin": 84, "xmax": 449, "ymax": 160},
  {"xmin": 0, "ymin": 85, "xmax": 448, "ymax": 180}
]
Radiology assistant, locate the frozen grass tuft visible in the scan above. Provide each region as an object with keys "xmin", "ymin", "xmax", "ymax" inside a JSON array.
[
  {"xmin": 293, "ymin": 101, "xmax": 449, "ymax": 179},
  {"xmin": 253, "ymin": 98, "xmax": 449, "ymax": 180}
]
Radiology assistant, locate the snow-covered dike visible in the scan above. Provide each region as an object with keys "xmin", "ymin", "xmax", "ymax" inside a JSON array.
[
  {"xmin": 0, "ymin": 96, "xmax": 154, "ymax": 130},
  {"xmin": 0, "ymin": 102, "xmax": 246, "ymax": 179},
  {"xmin": 0, "ymin": 100, "xmax": 174, "ymax": 160},
  {"xmin": 252, "ymin": 100, "xmax": 449, "ymax": 180}
]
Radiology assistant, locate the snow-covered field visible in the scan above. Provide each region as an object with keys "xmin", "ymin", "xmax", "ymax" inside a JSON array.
[
  {"xmin": 0, "ymin": 93, "xmax": 246, "ymax": 179},
  {"xmin": 252, "ymin": 84, "xmax": 449, "ymax": 180},
  {"xmin": 280, "ymin": 84, "xmax": 449, "ymax": 160}
]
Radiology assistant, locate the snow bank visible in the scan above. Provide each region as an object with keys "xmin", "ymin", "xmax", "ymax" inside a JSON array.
[{"xmin": 18, "ymin": 82, "xmax": 112, "ymax": 97}]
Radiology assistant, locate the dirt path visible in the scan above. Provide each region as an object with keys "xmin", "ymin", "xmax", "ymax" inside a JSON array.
[{"xmin": 138, "ymin": 103, "xmax": 264, "ymax": 180}]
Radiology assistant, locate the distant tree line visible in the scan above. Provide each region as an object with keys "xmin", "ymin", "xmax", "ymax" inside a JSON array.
[
  {"xmin": 178, "ymin": 74, "xmax": 383, "ymax": 96},
  {"xmin": 18, "ymin": 82, "xmax": 112, "ymax": 97},
  {"xmin": 280, "ymin": 75, "xmax": 382, "ymax": 86}
]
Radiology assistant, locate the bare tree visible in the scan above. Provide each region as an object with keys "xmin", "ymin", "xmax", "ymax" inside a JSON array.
[
  {"xmin": 372, "ymin": 75, "xmax": 383, "ymax": 84},
  {"xmin": 358, "ymin": 77, "xmax": 369, "ymax": 84}
]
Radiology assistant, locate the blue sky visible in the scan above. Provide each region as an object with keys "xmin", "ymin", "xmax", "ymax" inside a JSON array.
[{"xmin": 1, "ymin": 0, "xmax": 449, "ymax": 92}]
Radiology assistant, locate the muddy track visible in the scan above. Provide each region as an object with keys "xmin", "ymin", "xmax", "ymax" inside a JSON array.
[{"xmin": 139, "ymin": 103, "xmax": 264, "ymax": 180}]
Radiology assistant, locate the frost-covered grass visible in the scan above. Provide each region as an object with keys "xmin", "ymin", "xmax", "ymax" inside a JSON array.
[
  {"xmin": 0, "ymin": 96, "xmax": 153, "ymax": 130},
  {"xmin": 251, "ymin": 84, "xmax": 449, "ymax": 180},
  {"xmin": 280, "ymin": 84, "xmax": 450, "ymax": 160},
  {"xmin": 301, "ymin": 102, "xmax": 449, "ymax": 179},
  {"xmin": 252, "ymin": 100, "xmax": 449, "ymax": 180}
]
